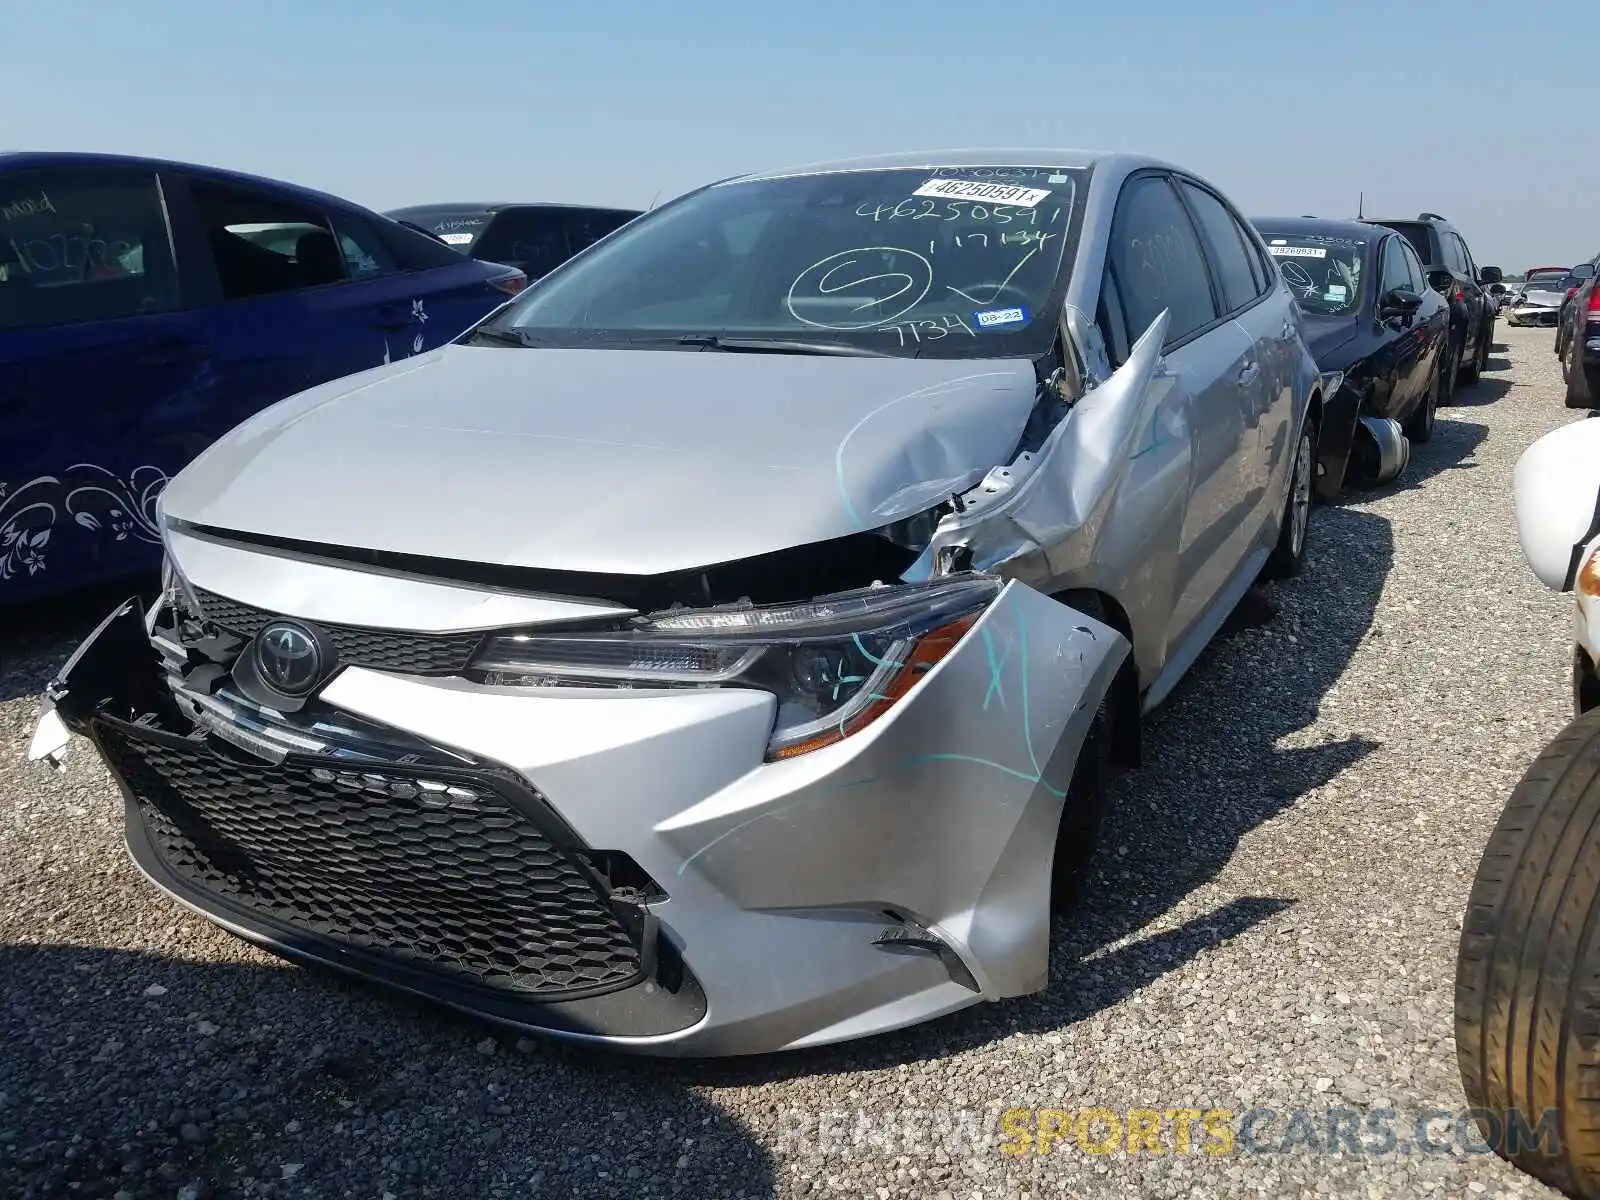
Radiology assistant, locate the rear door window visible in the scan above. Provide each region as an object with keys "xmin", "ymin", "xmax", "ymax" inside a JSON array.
[
  {"xmin": 1387, "ymin": 223, "xmax": 1435, "ymax": 269},
  {"xmin": 1177, "ymin": 180, "xmax": 1258, "ymax": 314},
  {"xmin": 0, "ymin": 168, "xmax": 179, "ymax": 329},
  {"xmin": 328, "ymin": 212, "xmax": 398, "ymax": 281},
  {"xmin": 1109, "ymin": 174, "xmax": 1219, "ymax": 346},
  {"xmin": 188, "ymin": 180, "xmax": 347, "ymax": 299}
]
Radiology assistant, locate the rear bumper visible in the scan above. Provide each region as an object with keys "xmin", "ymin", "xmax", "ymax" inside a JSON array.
[{"xmin": 34, "ymin": 583, "xmax": 1125, "ymax": 1056}]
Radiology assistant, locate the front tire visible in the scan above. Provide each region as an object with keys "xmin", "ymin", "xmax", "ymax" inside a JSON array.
[
  {"xmin": 1265, "ymin": 417, "xmax": 1314, "ymax": 579},
  {"xmin": 1456, "ymin": 708, "xmax": 1600, "ymax": 1198},
  {"xmin": 1050, "ymin": 700, "xmax": 1109, "ymax": 916},
  {"xmin": 1567, "ymin": 335, "xmax": 1595, "ymax": 409}
]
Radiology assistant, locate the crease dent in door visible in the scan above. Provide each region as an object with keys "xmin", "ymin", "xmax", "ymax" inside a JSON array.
[{"xmin": 902, "ymin": 309, "xmax": 1176, "ymax": 580}]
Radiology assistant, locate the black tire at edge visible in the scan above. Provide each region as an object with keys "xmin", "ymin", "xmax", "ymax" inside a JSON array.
[
  {"xmin": 1264, "ymin": 419, "xmax": 1314, "ymax": 579},
  {"xmin": 1456, "ymin": 705, "xmax": 1600, "ymax": 1198}
]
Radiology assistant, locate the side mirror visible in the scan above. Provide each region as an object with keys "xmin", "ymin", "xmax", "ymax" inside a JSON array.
[
  {"xmin": 1479, "ymin": 266, "xmax": 1503, "ymax": 285},
  {"xmin": 1514, "ymin": 419, "xmax": 1600, "ymax": 591},
  {"xmin": 1379, "ymin": 287, "xmax": 1424, "ymax": 319},
  {"xmin": 1426, "ymin": 268, "xmax": 1455, "ymax": 294},
  {"xmin": 1489, "ymin": 282, "xmax": 1507, "ymax": 296}
]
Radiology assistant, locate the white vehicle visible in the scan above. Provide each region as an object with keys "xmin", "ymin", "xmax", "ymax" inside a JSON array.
[{"xmin": 1455, "ymin": 413, "xmax": 1600, "ymax": 1192}]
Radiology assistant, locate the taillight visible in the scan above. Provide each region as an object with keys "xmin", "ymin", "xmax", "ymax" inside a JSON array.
[
  {"xmin": 1587, "ymin": 289, "xmax": 1600, "ymax": 320},
  {"xmin": 1569, "ymin": 287, "xmax": 1580, "ymax": 299},
  {"xmin": 489, "ymin": 270, "xmax": 527, "ymax": 295},
  {"xmin": 1453, "ymin": 287, "xmax": 1464, "ymax": 303}
]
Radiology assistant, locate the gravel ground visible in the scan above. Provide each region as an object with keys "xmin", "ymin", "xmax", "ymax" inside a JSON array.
[{"xmin": 0, "ymin": 325, "xmax": 1583, "ymax": 1200}]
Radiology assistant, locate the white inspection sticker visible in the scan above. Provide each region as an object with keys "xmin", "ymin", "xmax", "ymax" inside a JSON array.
[
  {"xmin": 912, "ymin": 178, "xmax": 1051, "ymax": 208},
  {"xmin": 1268, "ymin": 245, "xmax": 1327, "ymax": 258},
  {"xmin": 439, "ymin": 232, "xmax": 474, "ymax": 245},
  {"xmin": 1324, "ymin": 284, "xmax": 1348, "ymax": 299}
]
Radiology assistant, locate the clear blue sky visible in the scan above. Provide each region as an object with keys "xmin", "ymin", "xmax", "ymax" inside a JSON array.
[{"xmin": 4, "ymin": 0, "xmax": 1593, "ymax": 272}]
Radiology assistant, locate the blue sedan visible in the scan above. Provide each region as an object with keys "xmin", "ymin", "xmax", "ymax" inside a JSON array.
[{"xmin": 0, "ymin": 152, "xmax": 525, "ymax": 604}]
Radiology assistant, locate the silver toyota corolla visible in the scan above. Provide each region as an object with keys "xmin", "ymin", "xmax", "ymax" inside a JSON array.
[
  {"xmin": 1506, "ymin": 270, "xmax": 1572, "ymax": 326},
  {"xmin": 30, "ymin": 150, "xmax": 1326, "ymax": 1055}
]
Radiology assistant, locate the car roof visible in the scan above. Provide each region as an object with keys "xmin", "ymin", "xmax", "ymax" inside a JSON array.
[
  {"xmin": 1252, "ymin": 215, "xmax": 1380, "ymax": 243},
  {"xmin": 384, "ymin": 202, "xmax": 514, "ymax": 216},
  {"xmin": 1365, "ymin": 214, "xmax": 1456, "ymax": 234},
  {"xmin": 0, "ymin": 150, "xmax": 376, "ymax": 215},
  {"xmin": 386, "ymin": 202, "xmax": 640, "ymax": 217},
  {"xmin": 723, "ymin": 147, "xmax": 1156, "ymax": 183}
]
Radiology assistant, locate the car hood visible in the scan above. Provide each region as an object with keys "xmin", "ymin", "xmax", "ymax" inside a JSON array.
[
  {"xmin": 161, "ymin": 345, "xmax": 1043, "ymax": 576},
  {"xmin": 1517, "ymin": 288, "xmax": 1565, "ymax": 306},
  {"xmin": 1299, "ymin": 314, "xmax": 1360, "ymax": 366}
]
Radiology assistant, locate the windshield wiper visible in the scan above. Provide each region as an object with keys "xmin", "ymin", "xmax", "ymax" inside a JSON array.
[
  {"xmin": 676, "ymin": 334, "xmax": 894, "ymax": 358},
  {"xmin": 464, "ymin": 326, "xmax": 532, "ymax": 347}
]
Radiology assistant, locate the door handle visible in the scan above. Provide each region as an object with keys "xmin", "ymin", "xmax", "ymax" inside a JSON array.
[{"xmin": 375, "ymin": 305, "xmax": 411, "ymax": 331}]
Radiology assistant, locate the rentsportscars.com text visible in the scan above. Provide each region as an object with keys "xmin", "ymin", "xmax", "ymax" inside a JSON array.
[{"xmin": 768, "ymin": 1104, "xmax": 1560, "ymax": 1159}]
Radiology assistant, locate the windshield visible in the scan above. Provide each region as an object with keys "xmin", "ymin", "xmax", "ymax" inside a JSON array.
[
  {"xmin": 1259, "ymin": 233, "xmax": 1365, "ymax": 316},
  {"xmin": 480, "ymin": 166, "xmax": 1084, "ymax": 358},
  {"xmin": 386, "ymin": 208, "xmax": 491, "ymax": 249},
  {"xmin": 1525, "ymin": 272, "xmax": 1567, "ymax": 290}
]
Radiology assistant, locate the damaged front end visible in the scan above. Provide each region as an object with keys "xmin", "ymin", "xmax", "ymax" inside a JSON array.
[{"xmin": 24, "ymin": 308, "xmax": 1168, "ymax": 1053}]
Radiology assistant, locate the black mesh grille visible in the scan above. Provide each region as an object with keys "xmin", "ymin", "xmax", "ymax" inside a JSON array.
[
  {"xmin": 192, "ymin": 588, "xmax": 485, "ymax": 675},
  {"xmin": 96, "ymin": 720, "xmax": 644, "ymax": 999}
]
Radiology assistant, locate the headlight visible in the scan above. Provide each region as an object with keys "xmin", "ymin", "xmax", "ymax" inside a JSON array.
[{"xmin": 470, "ymin": 574, "xmax": 1000, "ymax": 759}]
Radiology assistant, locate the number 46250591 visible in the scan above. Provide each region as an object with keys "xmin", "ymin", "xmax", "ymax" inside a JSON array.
[{"xmin": 855, "ymin": 199, "xmax": 1058, "ymax": 225}]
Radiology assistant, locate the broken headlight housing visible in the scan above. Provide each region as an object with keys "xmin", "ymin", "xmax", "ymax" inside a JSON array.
[{"xmin": 470, "ymin": 574, "xmax": 1000, "ymax": 759}]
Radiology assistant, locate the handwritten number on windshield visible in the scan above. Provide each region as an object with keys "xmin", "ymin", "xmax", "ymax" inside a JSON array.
[
  {"xmin": 879, "ymin": 315, "xmax": 977, "ymax": 347},
  {"xmin": 856, "ymin": 201, "xmax": 1062, "ymax": 227}
]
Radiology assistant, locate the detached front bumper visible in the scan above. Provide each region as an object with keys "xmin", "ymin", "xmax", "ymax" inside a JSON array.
[
  {"xmin": 31, "ymin": 583, "xmax": 1125, "ymax": 1056},
  {"xmin": 1507, "ymin": 305, "xmax": 1561, "ymax": 327}
]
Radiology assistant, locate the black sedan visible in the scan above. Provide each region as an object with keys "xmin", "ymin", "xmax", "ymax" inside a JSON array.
[{"xmin": 1254, "ymin": 217, "xmax": 1451, "ymax": 499}]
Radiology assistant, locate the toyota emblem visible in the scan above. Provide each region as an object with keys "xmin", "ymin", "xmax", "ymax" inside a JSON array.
[{"xmin": 252, "ymin": 621, "xmax": 325, "ymax": 697}]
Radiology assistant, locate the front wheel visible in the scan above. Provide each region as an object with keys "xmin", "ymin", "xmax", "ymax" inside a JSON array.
[
  {"xmin": 1265, "ymin": 418, "xmax": 1314, "ymax": 579},
  {"xmin": 1456, "ymin": 708, "xmax": 1600, "ymax": 1198},
  {"xmin": 1050, "ymin": 700, "xmax": 1109, "ymax": 916}
]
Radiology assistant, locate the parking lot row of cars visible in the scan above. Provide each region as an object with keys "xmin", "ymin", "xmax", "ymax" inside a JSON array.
[
  {"xmin": 0, "ymin": 151, "xmax": 1518, "ymax": 606},
  {"xmin": 18, "ymin": 144, "xmax": 1600, "ymax": 1195}
]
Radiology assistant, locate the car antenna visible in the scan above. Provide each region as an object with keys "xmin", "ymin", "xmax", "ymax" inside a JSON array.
[
  {"xmin": 647, "ymin": 189, "xmax": 661, "ymax": 211},
  {"xmin": 1357, "ymin": 191, "xmax": 1364, "ymax": 220}
]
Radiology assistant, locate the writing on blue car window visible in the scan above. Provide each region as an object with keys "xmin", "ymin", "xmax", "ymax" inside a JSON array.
[{"xmin": 0, "ymin": 171, "xmax": 177, "ymax": 329}]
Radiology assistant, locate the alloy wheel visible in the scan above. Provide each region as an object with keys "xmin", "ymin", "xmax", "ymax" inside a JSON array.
[{"xmin": 1290, "ymin": 430, "xmax": 1312, "ymax": 556}]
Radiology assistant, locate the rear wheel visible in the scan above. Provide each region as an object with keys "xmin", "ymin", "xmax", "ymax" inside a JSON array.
[
  {"xmin": 1265, "ymin": 418, "xmax": 1314, "ymax": 579},
  {"xmin": 1461, "ymin": 326, "xmax": 1484, "ymax": 384},
  {"xmin": 1403, "ymin": 358, "xmax": 1440, "ymax": 443},
  {"xmin": 1439, "ymin": 338, "xmax": 1461, "ymax": 405},
  {"xmin": 1455, "ymin": 708, "xmax": 1600, "ymax": 1198}
]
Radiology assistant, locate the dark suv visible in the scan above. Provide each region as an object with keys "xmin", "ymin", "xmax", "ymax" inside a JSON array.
[
  {"xmin": 1556, "ymin": 253, "xmax": 1600, "ymax": 407},
  {"xmin": 383, "ymin": 202, "xmax": 641, "ymax": 282},
  {"xmin": 1365, "ymin": 213, "xmax": 1501, "ymax": 402}
]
